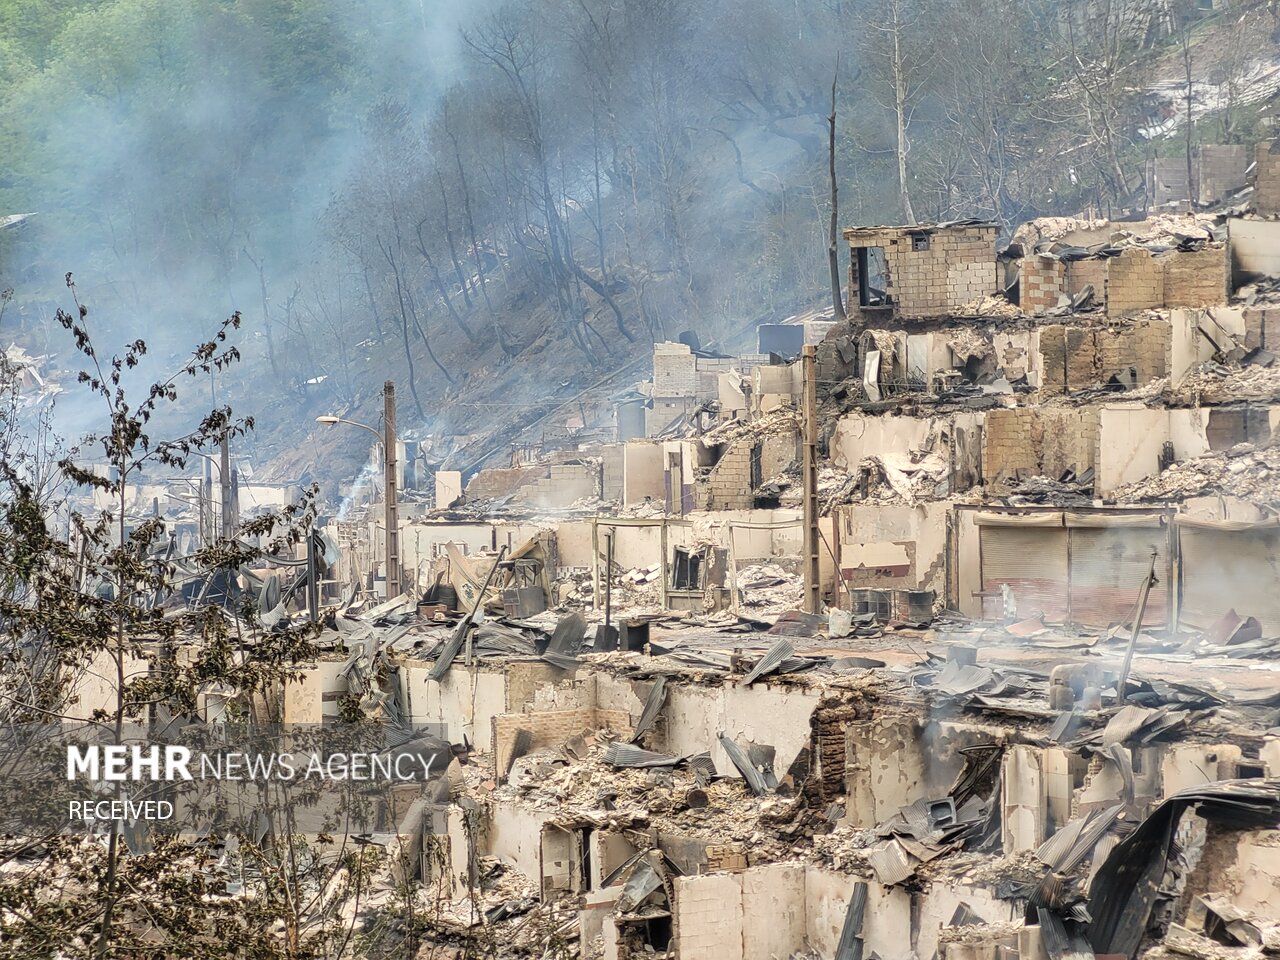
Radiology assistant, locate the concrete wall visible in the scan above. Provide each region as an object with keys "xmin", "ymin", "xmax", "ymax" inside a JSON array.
[
  {"xmin": 674, "ymin": 865, "xmax": 1015, "ymax": 960},
  {"xmin": 1094, "ymin": 404, "xmax": 1211, "ymax": 495},
  {"xmin": 1230, "ymin": 216, "xmax": 1280, "ymax": 280},
  {"xmin": 622, "ymin": 441, "xmax": 665, "ymax": 506},
  {"xmin": 836, "ymin": 501, "xmax": 949, "ymax": 593},
  {"xmin": 398, "ymin": 662, "xmax": 508, "ymax": 753},
  {"xmin": 640, "ymin": 680, "xmax": 821, "ymax": 780},
  {"xmin": 484, "ymin": 802, "xmax": 552, "ymax": 885}
]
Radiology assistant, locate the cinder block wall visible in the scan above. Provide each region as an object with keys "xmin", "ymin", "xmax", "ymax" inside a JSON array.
[
  {"xmin": 1244, "ymin": 306, "xmax": 1280, "ymax": 350},
  {"xmin": 1105, "ymin": 248, "xmax": 1164, "ymax": 317},
  {"xmin": 848, "ymin": 225, "xmax": 997, "ymax": 318},
  {"xmin": 466, "ymin": 466, "xmax": 549, "ymax": 500},
  {"xmin": 1197, "ymin": 144, "xmax": 1246, "ymax": 203},
  {"xmin": 1254, "ymin": 141, "xmax": 1280, "ymax": 216},
  {"xmin": 1020, "ymin": 255, "xmax": 1066, "ymax": 315},
  {"xmin": 1096, "ymin": 320, "xmax": 1170, "ymax": 385},
  {"xmin": 697, "ymin": 440, "xmax": 755, "ymax": 510},
  {"xmin": 983, "ymin": 408, "xmax": 1097, "ymax": 482},
  {"xmin": 653, "ymin": 342, "xmax": 697, "ymax": 396},
  {"xmin": 1162, "ymin": 246, "xmax": 1229, "ymax": 308}
]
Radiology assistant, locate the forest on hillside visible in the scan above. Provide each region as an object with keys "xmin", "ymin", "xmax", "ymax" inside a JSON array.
[{"xmin": 0, "ymin": 0, "xmax": 1275, "ymax": 465}]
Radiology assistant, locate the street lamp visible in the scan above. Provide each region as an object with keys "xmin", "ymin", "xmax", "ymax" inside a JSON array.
[{"xmin": 316, "ymin": 380, "xmax": 400, "ymax": 599}]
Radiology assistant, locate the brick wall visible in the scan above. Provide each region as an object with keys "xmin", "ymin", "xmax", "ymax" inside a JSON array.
[
  {"xmin": 983, "ymin": 407, "xmax": 1097, "ymax": 482},
  {"xmin": 1254, "ymin": 141, "xmax": 1280, "ymax": 216},
  {"xmin": 1039, "ymin": 321, "xmax": 1170, "ymax": 394},
  {"xmin": 697, "ymin": 440, "xmax": 755, "ymax": 510},
  {"xmin": 1105, "ymin": 247, "xmax": 1163, "ymax": 317},
  {"xmin": 1096, "ymin": 320, "xmax": 1170, "ymax": 385},
  {"xmin": 847, "ymin": 224, "xmax": 997, "ymax": 318},
  {"xmin": 1162, "ymin": 246, "xmax": 1229, "ymax": 308},
  {"xmin": 491, "ymin": 707, "xmax": 633, "ymax": 781},
  {"xmin": 1020, "ymin": 255, "xmax": 1066, "ymax": 315}
]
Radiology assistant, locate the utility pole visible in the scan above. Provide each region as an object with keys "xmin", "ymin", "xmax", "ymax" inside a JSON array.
[
  {"xmin": 802, "ymin": 345, "xmax": 821, "ymax": 614},
  {"xmin": 219, "ymin": 432, "xmax": 233, "ymax": 540},
  {"xmin": 383, "ymin": 380, "xmax": 401, "ymax": 600}
]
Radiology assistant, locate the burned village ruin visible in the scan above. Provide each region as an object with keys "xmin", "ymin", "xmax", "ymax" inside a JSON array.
[{"xmin": 5, "ymin": 1, "xmax": 1280, "ymax": 958}]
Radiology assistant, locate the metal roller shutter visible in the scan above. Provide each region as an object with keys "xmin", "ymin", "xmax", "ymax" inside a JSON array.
[
  {"xmin": 1067, "ymin": 526, "xmax": 1169, "ymax": 627},
  {"xmin": 980, "ymin": 526, "xmax": 1069, "ymax": 622}
]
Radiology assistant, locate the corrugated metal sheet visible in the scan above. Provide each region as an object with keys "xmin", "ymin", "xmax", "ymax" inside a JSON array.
[
  {"xmin": 1179, "ymin": 526, "xmax": 1280, "ymax": 634},
  {"xmin": 1068, "ymin": 527, "xmax": 1169, "ymax": 626},
  {"xmin": 980, "ymin": 526, "xmax": 1069, "ymax": 621}
]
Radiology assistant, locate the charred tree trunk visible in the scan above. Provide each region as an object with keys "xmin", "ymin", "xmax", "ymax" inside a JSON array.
[{"xmin": 828, "ymin": 62, "xmax": 847, "ymax": 321}]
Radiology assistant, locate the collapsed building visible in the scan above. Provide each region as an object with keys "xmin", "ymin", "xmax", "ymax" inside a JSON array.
[{"xmin": 139, "ymin": 141, "xmax": 1280, "ymax": 959}]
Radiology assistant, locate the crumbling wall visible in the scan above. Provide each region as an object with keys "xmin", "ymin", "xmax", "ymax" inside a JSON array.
[
  {"xmin": 512, "ymin": 462, "xmax": 599, "ymax": 509},
  {"xmin": 1197, "ymin": 144, "xmax": 1247, "ymax": 203},
  {"xmin": 399, "ymin": 663, "xmax": 508, "ymax": 753},
  {"xmin": 1105, "ymin": 247, "xmax": 1164, "ymax": 317},
  {"xmin": 491, "ymin": 707, "xmax": 632, "ymax": 780},
  {"xmin": 1094, "ymin": 404, "xmax": 1211, "ymax": 495},
  {"xmin": 697, "ymin": 439, "xmax": 755, "ymax": 511},
  {"xmin": 982, "ymin": 408, "xmax": 1097, "ymax": 482},
  {"xmin": 831, "ymin": 412, "xmax": 931, "ymax": 471},
  {"xmin": 1161, "ymin": 245, "xmax": 1229, "ymax": 308},
  {"xmin": 656, "ymin": 682, "xmax": 819, "ymax": 781},
  {"xmin": 759, "ymin": 427, "xmax": 799, "ymax": 478},
  {"xmin": 1095, "ymin": 320, "xmax": 1170, "ymax": 385},
  {"xmin": 846, "ymin": 225, "xmax": 997, "ymax": 318},
  {"xmin": 465, "ymin": 467, "xmax": 548, "ymax": 501},
  {"xmin": 1244, "ymin": 305, "xmax": 1280, "ymax": 351},
  {"xmin": 1038, "ymin": 321, "xmax": 1169, "ymax": 394},
  {"xmin": 837, "ymin": 501, "xmax": 949, "ymax": 593},
  {"xmin": 1253, "ymin": 140, "xmax": 1280, "ymax": 216}
]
